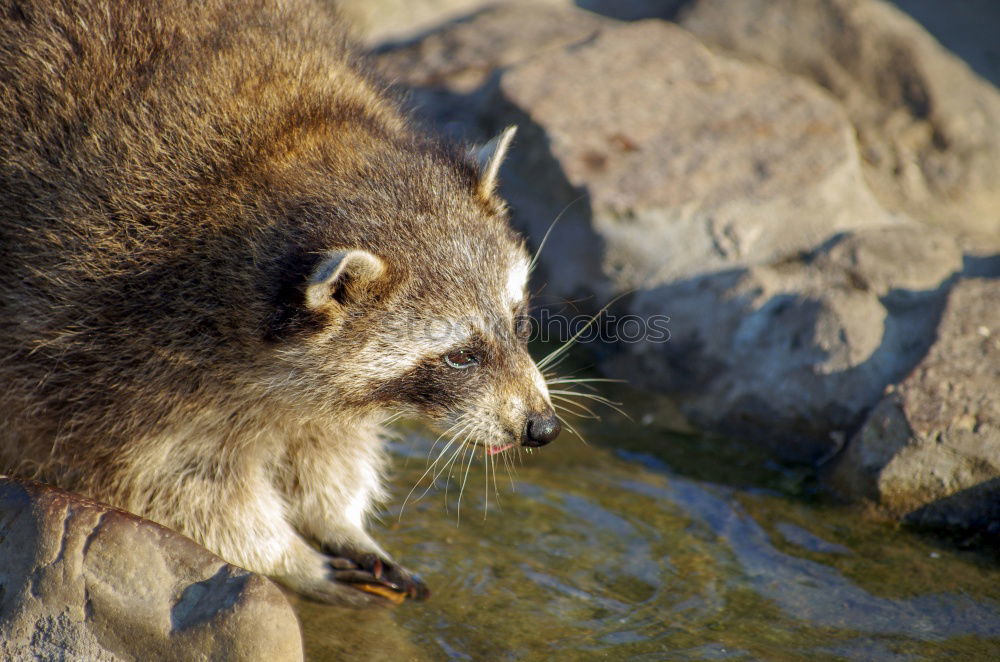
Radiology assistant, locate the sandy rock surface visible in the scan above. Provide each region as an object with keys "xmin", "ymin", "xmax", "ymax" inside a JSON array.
[{"xmin": 830, "ymin": 279, "xmax": 1000, "ymax": 532}]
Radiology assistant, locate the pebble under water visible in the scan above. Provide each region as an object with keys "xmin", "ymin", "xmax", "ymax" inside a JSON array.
[{"xmin": 291, "ymin": 390, "xmax": 1000, "ymax": 660}]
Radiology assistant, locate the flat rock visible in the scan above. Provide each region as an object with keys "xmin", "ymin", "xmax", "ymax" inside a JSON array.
[
  {"xmin": 494, "ymin": 20, "xmax": 899, "ymax": 299},
  {"xmin": 0, "ymin": 477, "xmax": 303, "ymax": 661},
  {"xmin": 829, "ymin": 279, "xmax": 1000, "ymax": 531},
  {"xmin": 679, "ymin": 0, "xmax": 1000, "ymax": 238}
]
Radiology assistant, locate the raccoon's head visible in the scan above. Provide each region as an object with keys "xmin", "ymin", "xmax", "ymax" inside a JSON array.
[{"xmin": 281, "ymin": 127, "xmax": 560, "ymax": 453}]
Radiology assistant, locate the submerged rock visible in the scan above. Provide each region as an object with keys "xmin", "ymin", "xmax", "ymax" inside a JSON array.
[
  {"xmin": 829, "ymin": 279, "xmax": 1000, "ymax": 532},
  {"xmin": 0, "ymin": 477, "xmax": 303, "ymax": 661}
]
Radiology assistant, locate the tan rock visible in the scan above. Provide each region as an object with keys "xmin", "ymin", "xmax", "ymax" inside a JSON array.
[
  {"xmin": 680, "ymin": 0, "xmax": 1000, "ymax": 237},
  {"xmin": 495, "ymin": 20, "xmax": 900, "ymax": 298},
  {"xmin": 0, "ymin": 477, "xmax": 303, "ymax": 661},
  {"xmin": 335, "ymin": 0, "xmax": 573, "ymax": 46},
  {"xmin": 829, "ymin": 279, "xmax": 1000, "ymax": 530}
]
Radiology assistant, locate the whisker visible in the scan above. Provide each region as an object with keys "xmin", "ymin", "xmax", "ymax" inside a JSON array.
[
  {"xmin": 554, "ymin": 412, "xmax": 586, "ymax": 444},
  {"xmin": 501, "ymin": 450, "xmax": 517, "ymax": 491},
  {"xmin": 456, "ymin": 431, "xmax": 478, "ymax": 524},
  {"xmin": 490, "ymin": 445, "xmax": 502, "ymax": 508},
  {"xmin": 548, "ymin": 389, "xmax": 633, "ymax": 420},
  {"xmin": 426, "ymin": 417, "xmax": 464, "ymax": 462},
  {"xmin": 400, "ymin": 419, "xmax": 473, "ymax": 517},
  {"xmin": 528, "ymin": 195, "xmax": 585, "ymax": 273},
  {"xmin": 536, "ymin": 291, "xmax": 633, "ymax": 371},
  {"xmin": 483, "ymin": 444, "xmax": 490, "ymax": 520},
  {"xmin": 551, "ymin": 395, "xmax": 601, "ymax": 420}
]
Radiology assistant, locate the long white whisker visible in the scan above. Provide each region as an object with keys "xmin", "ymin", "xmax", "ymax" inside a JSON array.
[
  {"xmin": 551, "ymin": 395, "xmax": 601, "ymax": 420},
  {"xmin": 548, "ymin": 389, "xmax": 632, "ymax": 419},
  {"xmin": 501, "ymin": 449, "xmax": 517, "ymax": 491},
  {"xmin": 528, "ymin": 195, "xmax": 585, "ymax": 272},
  {"xmin": 554, "ymin": 413, "xmax": 586, "ymax": 444},
  {"xmin": 400, "ymin": 419, "xmax": 472, "ymax": 517},
  {"xmin": 456, "ymin": 432, "xmax": 477, "ymax": 524},
  {"xmin": 537, "ymin": 292, "xmax": 632, "ymax": 370}
]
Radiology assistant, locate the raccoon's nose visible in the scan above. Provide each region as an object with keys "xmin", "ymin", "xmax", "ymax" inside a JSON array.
[{"xmin": 522, "ymin": 412, "xmax": 561, "ymax": 447}]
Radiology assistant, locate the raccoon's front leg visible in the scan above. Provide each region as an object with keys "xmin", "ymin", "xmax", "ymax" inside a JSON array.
[{"xmin": 282, "ymin": 427, "xmax": 429, "ymax": 604}]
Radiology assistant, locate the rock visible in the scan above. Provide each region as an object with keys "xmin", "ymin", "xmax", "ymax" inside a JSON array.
[
  {"xmin": 0, "ymin": 477, "xmax": 303, "ymax": 661},
  {"xmin": 335, "ymin": 0, "xmax": 573, "ymax": 46},
  {"xmin": 492, "ymin": 20, "xmax": 900, "ymax": 300},
  {"xmin": 678, "ymin": 0, "xmax": 1000, "ymax": 238},
  {"xmin": 615, "ymin": 226, "xmax": 963, "ymax": 461},
  {"xmin": 375, "ymin": 3, "xmax": 609, "ymax": 143},
  {"xmin": 888, "ymin": 0, "xmax": 1000, "ymax": 88},
  {"xmin": 574, "ymin": 0, "xmax": 688, "ymax": 21},
  {"xmin": 829, "ymin": 279, "xmax": 1000, "ymax": 531}
]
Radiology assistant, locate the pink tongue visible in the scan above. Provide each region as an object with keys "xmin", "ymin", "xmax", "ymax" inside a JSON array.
[{"xmin": 488, "ymin": 443, "xmax": 515, "ymax": 456}]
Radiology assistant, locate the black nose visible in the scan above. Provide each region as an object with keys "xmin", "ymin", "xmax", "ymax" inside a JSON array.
[{"xmin": 522, "ymin": 412, "xmax": 561, "ymax": 447}]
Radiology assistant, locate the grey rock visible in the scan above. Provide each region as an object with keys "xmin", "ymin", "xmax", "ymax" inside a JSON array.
[
  {"xmin": 613, "ymin": 226, "xmax": 963, "ymax": 461},
  {"xmin": 0, "ymin": 477, "xmax": 303, "ymax": 661},
  {"xmin": 829, "ymin": 279, "xmax": 1000, "ymax": 530},
  {"xmin": 679, "ymin": 0, "xmax": 1000, "ymax": 238}
]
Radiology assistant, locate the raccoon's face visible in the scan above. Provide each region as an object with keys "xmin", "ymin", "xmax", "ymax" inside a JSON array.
[
  {"xmin": 300, "ymin": 238, "xmax": 560, "ymax": 454},
  {"xmin": 290, "ymin": 127, "xmax": 560, "ymax": 452}
]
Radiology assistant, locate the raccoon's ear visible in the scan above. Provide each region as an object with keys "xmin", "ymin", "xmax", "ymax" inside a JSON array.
[
  {"xmin": 474, "ymin": 125, "xmax": 517, "ymax": 196},
  {"xmin": 305, "ymin": 249, "xmax": 386, "ymax": 310}
]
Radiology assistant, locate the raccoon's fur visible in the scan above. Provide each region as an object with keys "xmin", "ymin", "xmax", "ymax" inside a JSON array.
[{"xmin": 0, "ymin": 0, "xmax": 559, "ymax": 605}]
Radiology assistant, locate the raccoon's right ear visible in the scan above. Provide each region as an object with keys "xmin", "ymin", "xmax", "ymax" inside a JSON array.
[
  {"xmin": 473, "ymin": 125, "xmax": 517, "ymax": 196},
  {"xmin": 305, "ymin": 250, "xmax": 386, "ymax": 310}
]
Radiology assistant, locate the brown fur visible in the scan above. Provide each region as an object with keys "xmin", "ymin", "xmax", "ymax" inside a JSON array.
[{"xmin": 0, "ymin": 0, "xmax": 555, "ymax": 605}]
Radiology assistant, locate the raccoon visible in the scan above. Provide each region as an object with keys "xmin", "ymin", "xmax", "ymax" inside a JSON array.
[{"xmin": 0, "ymin": 0, "xmax": 560, "ymax": 606}]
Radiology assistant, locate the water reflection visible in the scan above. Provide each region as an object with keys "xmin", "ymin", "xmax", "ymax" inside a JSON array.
[{"xmin": 293, "ymin": 409, "xmax": 1000, "ymax": 660}]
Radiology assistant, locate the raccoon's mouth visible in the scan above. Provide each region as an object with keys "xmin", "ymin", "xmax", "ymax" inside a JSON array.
[{"xmin": 486, "ymin": 442, "xmax": 515, "ymax": 456}]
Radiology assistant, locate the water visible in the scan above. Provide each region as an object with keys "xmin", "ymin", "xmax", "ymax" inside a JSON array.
[{"xmin": 290, "ymin": 387, "xmax": 1000, "ymax": 660}]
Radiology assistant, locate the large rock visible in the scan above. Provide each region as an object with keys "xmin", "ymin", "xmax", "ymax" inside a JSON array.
[
  {"xmin": 492, "ymin": 20, "xmax": 901, "ymax": 300},
  {"xmin": 376, "ymin": 3, "xmax": 609, "ymax": 143},
  {"xmin": 829, "ymin": 279, "xmax": 1000, "ymax": 531},
  {"xmin": 0, "ymin": 477, "xmax": 303, "ymax": 661},
  {"xmin": 679, "ymin": 0, "xmax": 1000, "ymax": 238},
  {"xmin": 614, "ymin": 226, "xmax": 964, "ymax": 461}
]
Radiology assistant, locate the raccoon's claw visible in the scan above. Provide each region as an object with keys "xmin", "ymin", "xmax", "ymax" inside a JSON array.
[{"xmin": 325, "ymin": 551, "xmax": 430, "ymax": 604}]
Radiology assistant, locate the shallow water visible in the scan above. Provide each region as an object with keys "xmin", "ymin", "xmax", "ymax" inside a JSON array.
[{"xmin": 292, "ymin": 389, "xmax": 1000, "ymax": 660}]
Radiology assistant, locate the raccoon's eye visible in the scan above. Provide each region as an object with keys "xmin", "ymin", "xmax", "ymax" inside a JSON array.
[{"xmin": 444, "ymin": 349, "xmax": 479, "ymax": 369}]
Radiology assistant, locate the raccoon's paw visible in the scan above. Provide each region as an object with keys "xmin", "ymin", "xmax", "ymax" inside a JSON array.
[{"xmin": 324, "ymin": 549, "xmax": 430, "ymax": 606}]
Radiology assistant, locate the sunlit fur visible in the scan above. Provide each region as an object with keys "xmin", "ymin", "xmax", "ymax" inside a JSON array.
[{"xmin": 0, "ymin": 0, "xmax": 552, "ymax": 605}]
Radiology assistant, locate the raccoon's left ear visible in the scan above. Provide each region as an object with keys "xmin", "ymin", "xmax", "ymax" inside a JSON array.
[
  {"xmin": 305, "ymin": 249, "xmax": 386, "ymax": 310},
  {"xmin": 474, "ymin": 125, "xmax": 517, "ymax": 196}
]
